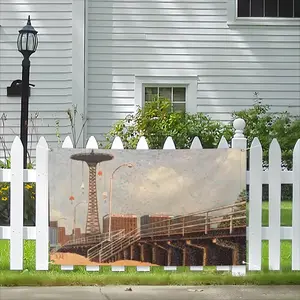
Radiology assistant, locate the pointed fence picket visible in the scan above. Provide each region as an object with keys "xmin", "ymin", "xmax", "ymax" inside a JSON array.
[
  {"xmin": 190, "ymin": 137, "xmax": 203, "ymax": 149},
  {"xmin": 111, "ymin": 136, "xmax": 124, "ymax": 149},
  {"xmin": 292, "ymin": 140, "xmax": 300, "ymax": 270},
  {"xmin": 86, "ymin": 136, "xmax": 98, "ymax": 149},
  {"xmin": 163, "ymin": 136, "xmax": 176, "ymax": 149},
  {"xmin": 10, "ymin": 137, "xmax": 24, "ymax": 271},
  {"xmin": 0, "ymin": 118, "xmax": 299, "ymax": 273},
  {"xmin": 217, "ymin": 136, "xmax": 229, "ymax": 149},
  {"xmin": 248, "ymin": 138, "xmax": 263, "ymax": 271},
  {"xmin": 35, "ymin": 137, "xmax": 49, "ymax": 271},
  {"xmin": 268, "ymin": 139, "xmax": 281, "ymax": 271},
  {"xmin": 136, "ymin": 136, "xmax": 148, "ymax": 150}
]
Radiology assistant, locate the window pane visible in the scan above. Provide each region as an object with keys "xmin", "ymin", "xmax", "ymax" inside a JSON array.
[
  {"xmin": 251, "ymin": 0, "xmax": 264, "ymax": 16},
  {"xmin": 265, "ymin": 0, "xmax": 278, "ymax": 17},
  {"xmin": 173, "ymin": 87, "xmax": 186, "ymax": 102},
  {"xmin": 279, "ymin": 0, "xmax": 293, "ymax": 17},
  {"xmin": 296, "ymin": 0, "xmax": 300, "ymax": 17},
  {"xmin": 238, "ymin": 0, "xmax": 250, "ymax": 17},
  {"xmin": 173, "ymin": 103, "xmax": 186, "ymax": 112},
  {"xmin": 145, "ymin": 87, "xmax": 158, "ymax": 102},
  {"xmin": 159, "ymin": 87, "xmax": 172, "ymax": 100}
]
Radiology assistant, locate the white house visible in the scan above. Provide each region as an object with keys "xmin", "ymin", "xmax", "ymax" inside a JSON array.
[{"xmin": 0, "ymin": 0, "xmax": 300, "ymax": 154}]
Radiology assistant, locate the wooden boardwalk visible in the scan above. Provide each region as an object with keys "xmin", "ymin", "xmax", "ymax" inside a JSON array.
[{"xmin": 56, "ymin": 202, "xmax": 246, "ymax": 266}]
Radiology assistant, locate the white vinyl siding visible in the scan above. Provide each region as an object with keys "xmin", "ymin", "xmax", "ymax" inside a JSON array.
[
  {"xmin": 0, "ymin": 0, "xmax": 73, "ymax": 158},
  {"xmin": 87, "ymin": 0, "xmax": 300, "ymax": 143}
]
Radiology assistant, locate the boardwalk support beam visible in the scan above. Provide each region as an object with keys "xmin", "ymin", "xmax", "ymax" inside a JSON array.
[
  {"xmin": 167, "ymin": 241, "xmax": 187, "ymax": 266},
  {"xmin": 186, "ymin": 240, "xmax": 208, "ymax": 266},
  {"xmin": 212, "ymin": 238, "xmax": 240, "ymax": 265},
  {"xmin": 154, "ymin": 242, "xmax": 172, "ymax": 266}
]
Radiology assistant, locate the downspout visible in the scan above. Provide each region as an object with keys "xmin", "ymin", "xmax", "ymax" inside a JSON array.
[{"xmin": 83, "ymin": 0, "xmax": 89, "ymax": 145}]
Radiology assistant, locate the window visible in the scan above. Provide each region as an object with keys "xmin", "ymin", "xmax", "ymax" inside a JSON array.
[
  {"xmin": 237, "ymin": 0, "xmax": 300, "ymax": 18},
  {"xmin": 144, "ymin": 86, "xmax": 186, "ymax": 112},
  {"xmin": 134, "ymin": 76, "xmax": 197, "ymax": 114}
]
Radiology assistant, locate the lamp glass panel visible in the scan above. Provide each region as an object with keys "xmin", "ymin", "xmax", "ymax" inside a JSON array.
[{"xmin": 27, "ymin": 33, "xmax": 35, "ymax": 51}]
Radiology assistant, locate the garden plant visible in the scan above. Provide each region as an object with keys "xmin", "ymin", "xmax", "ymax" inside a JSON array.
[{"xmin": 0, "ymin": 92, "xmax": 299, "ymax": 285}]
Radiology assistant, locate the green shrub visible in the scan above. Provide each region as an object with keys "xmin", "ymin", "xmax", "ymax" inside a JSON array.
[
  {"xmin": 102, "ymin": 97, "xmax": 233, "ymax": 149},
  {"xmin": 103, "ymin": 93, "xmax": 299, "ymax": 201},
  {"xmin": 233, "ymin": 92, "xmax": 300, "ymax": 170},
  {"xmin": 233, "ymin": 93, "xmax": 300, "ymax": 201}
]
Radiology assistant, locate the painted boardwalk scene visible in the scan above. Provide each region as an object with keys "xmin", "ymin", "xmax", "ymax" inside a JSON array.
[{"xmin": 49, "ymin": 149, "xmax": 246, "ymax": 267}]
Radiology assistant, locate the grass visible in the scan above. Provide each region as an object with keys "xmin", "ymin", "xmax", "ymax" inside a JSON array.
[
  {"xmin": 0, "ymin": 201, "xmax": 298, "ymax": 286},
  {"xmin": 260, "ymin": 201, "xmax": 292, "ymax": 227},
  {"xmin": 1, "ymin": 268, "xmax": 300, "ymax": 286}
]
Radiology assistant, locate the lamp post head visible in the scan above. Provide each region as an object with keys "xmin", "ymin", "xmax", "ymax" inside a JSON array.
[
  {"xmin": 127, "ymin": 163, "xmax": 134, "ymax": 168},
  {"xmin": 17, "ymin": 15, "xmax": 38, "ymax": 58}
]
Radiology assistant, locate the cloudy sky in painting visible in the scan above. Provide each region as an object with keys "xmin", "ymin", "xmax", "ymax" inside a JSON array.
[{"xmin": 49, "ymin": 149, "xmax": 246, "ymax": 234}]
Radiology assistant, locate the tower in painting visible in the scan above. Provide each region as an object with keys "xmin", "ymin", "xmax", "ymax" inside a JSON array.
[{"xmin": 70, "ymin": 151, "xmax": 114, "ymax": 234}]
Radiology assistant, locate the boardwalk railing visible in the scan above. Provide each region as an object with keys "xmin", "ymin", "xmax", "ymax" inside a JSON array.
[
  {"xmin": 50, "ymin": 229, "xmax": 126, "ymax": 256},
  {"xmin": 86, "ymin": 229, "xmax": 126, "ymax": 259},
  {"xmin": 95, "ymin": 202, "xmax": 246, "ymax": 263},
  {"xmin": 0, "ymin": 118, "xmax": 300, "ymax": 271},
  {"xmin": 63, "ymin": 229, "xmax": 125, "ymax": 247}
]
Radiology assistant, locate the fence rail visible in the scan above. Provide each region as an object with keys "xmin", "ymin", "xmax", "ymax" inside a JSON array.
[{"xmin": 0, "ymin": 118, "xmax": 300, "ymax": 272}]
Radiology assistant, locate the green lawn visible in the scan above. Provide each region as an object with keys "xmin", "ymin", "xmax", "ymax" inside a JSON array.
[
  {"xmin": 0, "ymin": 201, "xmax": 297, "ymax": 286},
  {"xmin": 250, "ymin": 201, "xmax": 292, "ymax": 272},
  {"xmin": 260, "ymin": 201, "xmax": 292, "ymax": 227}
]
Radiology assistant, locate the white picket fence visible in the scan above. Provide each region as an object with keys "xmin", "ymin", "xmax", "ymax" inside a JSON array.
[{"xmin": 0, "ymin": 118, "xmax": 299, "ymax": 273}]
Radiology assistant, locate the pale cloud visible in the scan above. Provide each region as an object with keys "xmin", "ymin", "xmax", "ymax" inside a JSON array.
[{"xmin": 137, "ymin": 166, "xmax": 190, "ymax": 197}]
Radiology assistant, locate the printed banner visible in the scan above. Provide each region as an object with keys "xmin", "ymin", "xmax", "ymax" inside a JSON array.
[{"xmin": 49, "ymin": 149, "xmax": 246, "ymax": 267}]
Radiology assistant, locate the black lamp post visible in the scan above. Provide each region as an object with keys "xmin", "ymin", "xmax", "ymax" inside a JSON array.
[{"xmin": 17, "ymin": 15, "xmax": 38, "ymax": 168}]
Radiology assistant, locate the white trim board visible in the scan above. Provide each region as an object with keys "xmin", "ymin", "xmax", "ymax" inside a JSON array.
[{"xmin": 72, "ymin": 0, "xmax": 86, "ymax": 148}]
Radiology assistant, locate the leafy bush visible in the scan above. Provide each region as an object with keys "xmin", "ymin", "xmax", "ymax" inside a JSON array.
[
  {"xmin": 105, "ymin": 93, "xmax": 299, "ymax": 172},
  {"xmin": 233, "ymin": 92, "xmax": 300, "ymax": 170},
  {"xmin": 103, "ymin": 93, "xmax": 299, "ymax": 201},
  {"xmin": 233, "ymin": 93, "xmax": 300, "ymax": 201},
  {"xmin": 102, "ymin": 97, "xmax": 233, "ymax": 149}
]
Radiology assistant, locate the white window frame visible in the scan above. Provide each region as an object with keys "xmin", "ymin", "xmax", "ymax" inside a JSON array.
[
  {"xmin": 134, "ymin": 76, "xmax": 197, "ymax": 114},
  {"xmin": 227, "ymin": 0, "xmax": 300, "ymax": 26}
]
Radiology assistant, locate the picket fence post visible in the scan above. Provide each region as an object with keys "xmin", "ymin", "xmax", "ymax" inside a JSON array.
[
  {"xmin": 231, "ymin": 119, "xmax": 247, "ymax": 275},
  {"xmin": 10, "ymin": 137, "xmax": 24, "ymax": 270},
  {"xmin": 231, "ymin": 118, "xmax": 247, "ymax": 150}
]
